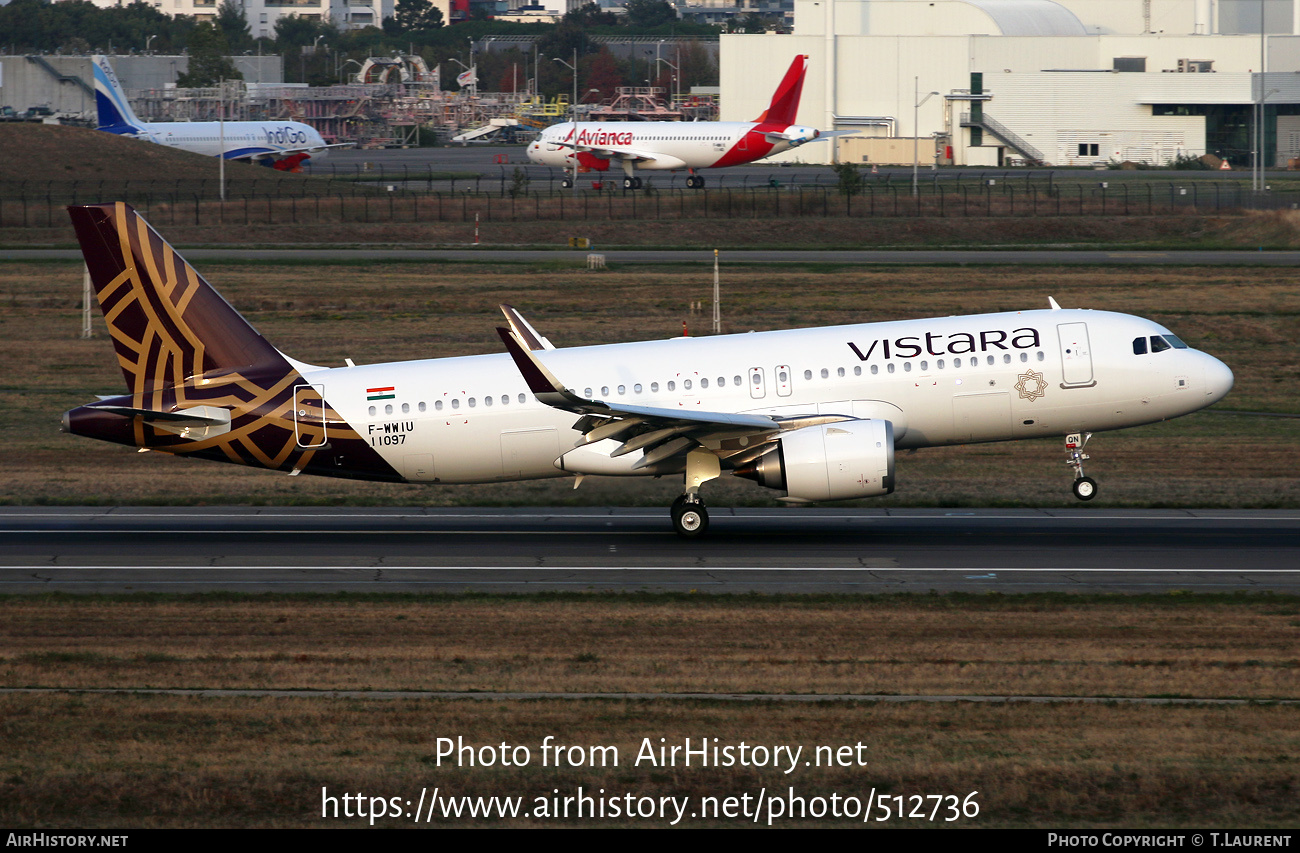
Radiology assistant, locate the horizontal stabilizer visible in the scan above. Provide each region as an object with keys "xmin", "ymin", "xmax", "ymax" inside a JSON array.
[{"xmin": 88, "ymin": 404, "xmax": 231, "ymax": 438}]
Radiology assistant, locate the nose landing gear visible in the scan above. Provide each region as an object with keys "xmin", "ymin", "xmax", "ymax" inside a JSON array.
[{"xmin": 1065, "ymin": 432, "xmax": 1097, "ymax": 501}]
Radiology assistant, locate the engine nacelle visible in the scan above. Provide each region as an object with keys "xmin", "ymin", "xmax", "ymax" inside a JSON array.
[{"xmin": 734, "ymin": 419, "xmax": 895, "ymax": 502}]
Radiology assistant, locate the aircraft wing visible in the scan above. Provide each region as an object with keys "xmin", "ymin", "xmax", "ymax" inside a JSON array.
[
  {"xmin": 498, "ymin": 328, "xmax": 847, "ymax": 469},
  {"xmin": 225, "ymin": 142, "xmax": 354, "ymax": 161},
  {"xmin": 552, "ymin": 140, "xmax": 683, "ymax": 167}
]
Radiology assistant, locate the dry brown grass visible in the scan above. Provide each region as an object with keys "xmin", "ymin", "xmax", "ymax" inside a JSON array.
[
  {"xmin": 2, "ymin": 598, "xmax": 1297, "ymax": 699},
  {"xmin": 1, "ymin": 597, "xmax": 1298, "ymax": 827},
  {"xmin": 0, "ymin": 260, "xmax": 1295, "ymax": 507}
]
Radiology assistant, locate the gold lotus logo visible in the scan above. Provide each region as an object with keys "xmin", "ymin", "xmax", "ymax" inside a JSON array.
[{"xmin": 1015, "ymin": 370, "xmax": 1048, "ymax": 402}]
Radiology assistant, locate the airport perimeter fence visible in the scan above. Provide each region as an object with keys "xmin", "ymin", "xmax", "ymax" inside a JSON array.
[{"xmin": 2, "ymin": 177, "xmax": 1297, "ymax": 229}]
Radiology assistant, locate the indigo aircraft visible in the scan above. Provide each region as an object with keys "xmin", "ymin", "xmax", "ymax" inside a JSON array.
[
  {"xmin": 63, "ymin": 203, "xmax": 1232, "ymax": 536},
  {"xmin": 93, "ymin": 55, "xmax": 339, "ymax": 171}
]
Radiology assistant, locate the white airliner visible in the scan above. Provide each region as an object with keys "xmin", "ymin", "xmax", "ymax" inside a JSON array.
[
  {"xmin": 92, "ymin": 55, "xmax": 340, "ymax": 171},
  {"xmin": 527, "ymin": 55, "xmax": 835, "ymax": 189},
  {"xmin": 63, "ymin": 203, "xmax": 1233, "ymax": 536}
]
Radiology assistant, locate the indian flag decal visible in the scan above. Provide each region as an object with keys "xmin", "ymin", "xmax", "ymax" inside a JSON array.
[{"xmin": 366, "ymin": 386, "xmax": 396, "ymax": 401}]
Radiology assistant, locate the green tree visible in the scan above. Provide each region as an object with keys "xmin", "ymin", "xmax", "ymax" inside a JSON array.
[
  {"xmin": 622, "ymin": 0, "xmax": 677, "ymax": 29},
  {"xmin": 176, "ymin": 21, "xmax": 240, "ymax": 87},
  {"xmin": 564, "ymin": 2, "xmax": 618, "ymax": 27},
  {"xmin": 386, "ymin": 0, "xmax": 444, "ymax": 34},
  {"xmin": 215, "ymin": 0, "xmax": 253, "ymax": 53},
  {"xmin": 832, "ymin": 162, "xmax": 863, "ymax": 197}
]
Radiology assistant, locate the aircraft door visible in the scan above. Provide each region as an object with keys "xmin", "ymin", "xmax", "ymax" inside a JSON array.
[
  {"xmin": 1057, "ymin": 322, "xmax": 1095, "ymax": 387},
  {"xmin": 748, "ymin": 367, "xmax": 766, "ymax": 399},
  {"xmin": 292, "ymin": 384, "xmax": 328, "ymax": 448},
  {"xmin": 775, "ymin": 365, "xmax": 792, "ymax": 396}
]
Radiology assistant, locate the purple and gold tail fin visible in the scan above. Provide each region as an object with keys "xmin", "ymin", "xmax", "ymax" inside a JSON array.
[{"xmin": 69, "ymin": 202, "xmax": 293, "ymax": 407}]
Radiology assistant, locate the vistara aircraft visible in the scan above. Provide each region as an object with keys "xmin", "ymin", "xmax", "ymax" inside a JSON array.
[
  {"xmin": 526, "ymin": 54, "xmax": 838, "ymax": 190},
  {"xmin": 63, "ymin": 203, "xmax": 1233, "ymax": 536}
]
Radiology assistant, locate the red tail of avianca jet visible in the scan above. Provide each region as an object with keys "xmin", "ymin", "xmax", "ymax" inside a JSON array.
[{"xmin": 527, "ymin": 55, "xmax": 831, "ymax": 189}]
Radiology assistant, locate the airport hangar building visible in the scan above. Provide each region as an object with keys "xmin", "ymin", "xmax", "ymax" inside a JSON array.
[{"xmin": 720, "ymin": 0, "xmax": 1300, "ymax": 168}]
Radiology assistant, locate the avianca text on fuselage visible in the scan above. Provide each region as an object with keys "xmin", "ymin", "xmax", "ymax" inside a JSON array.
[
  {"xmin": 848, "ymin": 327, "xmax": 1043, "ymax": 361},
  {"xmin": 526, "ymin": 54, "xmax": 827, "ymax": 190}
]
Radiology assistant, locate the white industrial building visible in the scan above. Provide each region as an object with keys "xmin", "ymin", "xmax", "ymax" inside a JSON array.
[{"xmin": 720, "ymin": 0, "xmax": 1300, "ymax": 166}]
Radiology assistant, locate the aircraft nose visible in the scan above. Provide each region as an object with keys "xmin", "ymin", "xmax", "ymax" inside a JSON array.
[{"xmin": 1203, "ymin": 354, "xmax": 1234, "ymax": 404}]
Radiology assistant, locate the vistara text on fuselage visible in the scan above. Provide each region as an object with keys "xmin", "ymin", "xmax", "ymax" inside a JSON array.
[{"xmin": 61, "ymin": 203, "xmax": 1233, "ymax": 537}]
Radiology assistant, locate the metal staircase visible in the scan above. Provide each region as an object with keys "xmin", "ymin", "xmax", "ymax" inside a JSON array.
[
  {"xmin": 960, "ymin": 111, "xmax": 1045, "ymax": 165},
  {"xmin": 25, "ymin": 55, "xmax": 95, "ymax": 99}
]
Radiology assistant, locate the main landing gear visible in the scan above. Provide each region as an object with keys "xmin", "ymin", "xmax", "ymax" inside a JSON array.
[
  {"xmin": 685, "ymin": 175, "xmax": 706, "ymax": 189},
  {"xmin": 671, "ymin": 494, "xmax": 709, "ymax": 537},
  {"xmin": 670, "ymin": 449, "xmax": 722, "ymax": 537},
  {"xmin": 622, "ymin": 176, "xmax": 643, "ymax": 190},
  {"xmin": 1065, "ymin": 432, "xmax": 1097, "ymax": 501}
]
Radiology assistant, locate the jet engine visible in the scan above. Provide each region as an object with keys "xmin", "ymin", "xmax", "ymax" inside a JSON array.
[{"xmin": 734, "ymin": 419, "xmax": 895, "ymax": 502}]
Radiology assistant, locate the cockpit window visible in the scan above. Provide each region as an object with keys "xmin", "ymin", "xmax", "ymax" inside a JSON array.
[
  {"xmin": 1150, "ymin": 335, "xmax": 1172, "ymax": 353},
  {"xmin": 1164, "ymin": 334, "xmax": 1189, "ymax": 349},
  {"xmin": 1132, "ymin": 337, "xmax": 1148, "ymax": 355}
]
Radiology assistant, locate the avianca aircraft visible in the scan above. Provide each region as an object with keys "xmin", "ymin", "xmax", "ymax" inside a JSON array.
[
  {"xmin": 526, "ymin": 55, "xmax": 834, "ymax": 189},
  {"xmin": 92, "ymin": 55, "xmax": 339, "ymax": 171},
  {"xmin": 64, "ymin": 203, "xmax": 1233, "ymax": 536}
]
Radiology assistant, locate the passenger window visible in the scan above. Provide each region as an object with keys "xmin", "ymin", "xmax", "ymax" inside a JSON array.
[
  {"xmin": 920, "ymin": 360, "xmax": 928, "ymax": 371},
  {"xmin": 585, "ymin": 387, "xmax": 592, "ymax": 397},
  {"xmin": 870, "ymin": 365, "xmax": 878, "ymax": 375},
  {"xmin": 820, "ymin": 368, "xmax": 829, "ymax": 379},
  {"xmin": 518, "ymin": 393, "xmax": 525, "ymax": 403},
  {"xmin": 601, "ymin": 386, "xmax": 610, "ymax": 396},
  {"xmin": 1133, "ymin": 337, "xmax": 1148, "ymax": 355},
  {"xmin": 668, "ymin": 381, "xmax": 676, "ymax": 391},
  {"xmin": 418, "ymin": 402, "xmax": 426, "ymax": 413},
  {"xmin": 684, "ymin": 379, "xmax": 692, "ymax": 390},
  {"xmin": 451, "ymin": 400, "xmax": 459, "ymax": 410},
  {"xmin": 384, "ymin": 404, "xmax": 393, "ymax": 415},
  {"xmin": 854, "ymin": 366, "xmax": 861, "ymax": 376},
  {"xmin": 402, "ymin": 403, "xmax": 410, "ymax": 414},
  {"xmin": 804, "ymin": 370, "xmax": 812, "ymax": 380},
  {"xmin": 368, "ymin": 406, "xmax": 376, "ymax": 416},
  {"xmin": 837, "ymin": 367, "xmax": 845, "ymax": 377},
  {"xmin": 501, "ymin": 395, "xmax": 508, "ymax": 405},
  {"xmin": 779, "ymin": 371, "xmax": 788, "ymax": 382},
  {"xmin": 700, "ymin": 378, "xmax": 709, "ymax": 389},
  {"xmin": 651, "ymin": 382, "xmax": 659, "ymax": 392},
  {"xmin": 1003, "ymin": 354, "xmax": 1012, "ymax": 364},
  {"xmin": 734, "ymin": 375, "xmax": 742, "ymax": 385},
  {"xmin": 887, "ymin": 363, "xmax": 895, "ymax": 374},
  {"xmin": 1020, "ymin": 352, "xmax": 1029, "ymax": 362},
  {"xmin": 1151, "ymin": 336, "xmax": 1172, "ymax": 353},
  {"xmin": 953, "ymin": 358, "xmax": 961, "ymax": 368},
  {"xmin": 634, "ymin": 384, "xmax": 642, "ymax": 393},
  {"xmin": 1037, "ymin": 351, "xmax": 1045, "ymax": 361},
  {"xmin": 468, "ymin": 398, "xmax": 476, "ymax": 407},
  {"xmin": 718, "ymin": 377, "xmax": 725, "ymax": 387},
  {"xmin": 987, "ymin": 355, "xmax": 995, "ymax": 365},
  {"xmin": 618, "ymin": 385, "xmax": 626, "ymax": 395},
  {"xmin": 435, "ymin": 400, "xmax": 443, "ymax": 411},
  {"xmin": 937, "ymin": 359, "xmax": 945, "ymax": 369},
  {"xmin": 484, "ymin": 396, "xmax": 493, "ymax": 407},
  {"xmin": 903, "ymin": 362, "xmax": 912, "ymax": 372}
]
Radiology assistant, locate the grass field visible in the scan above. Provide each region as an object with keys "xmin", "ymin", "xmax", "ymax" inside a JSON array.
[
  {"xmin": 1, "ymin": 593, "xmax": 1297, "ymax": 828},
  {"xmin": 2, "ymin": 258, "xmax": 1295, "ymax": 507}
]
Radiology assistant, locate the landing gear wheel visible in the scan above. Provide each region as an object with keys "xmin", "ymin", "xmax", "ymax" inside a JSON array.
[
  {"xmin": 623, "ymin": 176, "xmax": 637, "ymax": 190},
  {"xmin": 687, "ymin": 175, "xmax": 705, "ymax": 189},
  {"xmin": 634, "ymin": 177, "xmax": 643, "ymax": 189},
  {"xmin": 561, "ymin": 178, "xmax": 572, "ymax": 189},
  {"xmin": 672, "ymin": 501, "xmax": 709, "ymax": 537},
  {"xmin": 1072, "ymin": 476, "xmax": 1098, "ymax": 501}
]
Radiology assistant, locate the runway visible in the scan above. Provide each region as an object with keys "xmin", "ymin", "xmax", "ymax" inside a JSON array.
[{"xmin": 2, "ymin": 507, "xmax": 1296, "ymax": 594}]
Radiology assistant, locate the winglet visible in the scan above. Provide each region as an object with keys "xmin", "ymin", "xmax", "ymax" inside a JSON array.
[
  {"xmin": 752, "ymin": 55, "xmax": 808, "ymax": 126},
  {"xmin": 496, "ymin": 327, "xmax": 602, "ymax": 413},
  {"xmin": 1048, "ymin": 296, "xmax": 1062, "ymax": 310},
  {"xmin": 500, "ymin": 304, "xmax": 555, "ymax": 350}
]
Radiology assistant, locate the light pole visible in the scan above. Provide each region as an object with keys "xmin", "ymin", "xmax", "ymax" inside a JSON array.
[
  {"xmin": 913, "ymin": 77, "xmax": 939, "ymax": 197},
  {"xmin": 145, "ymin": 34, "xmax": 156, "ymax": 54},
  {"xmin": 657, "ymin": 57, "xmax": 680, "ymax": 107},
  {"xmin": 553, "ymin": 50, "xmax": 580, "ymax": 194}
]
